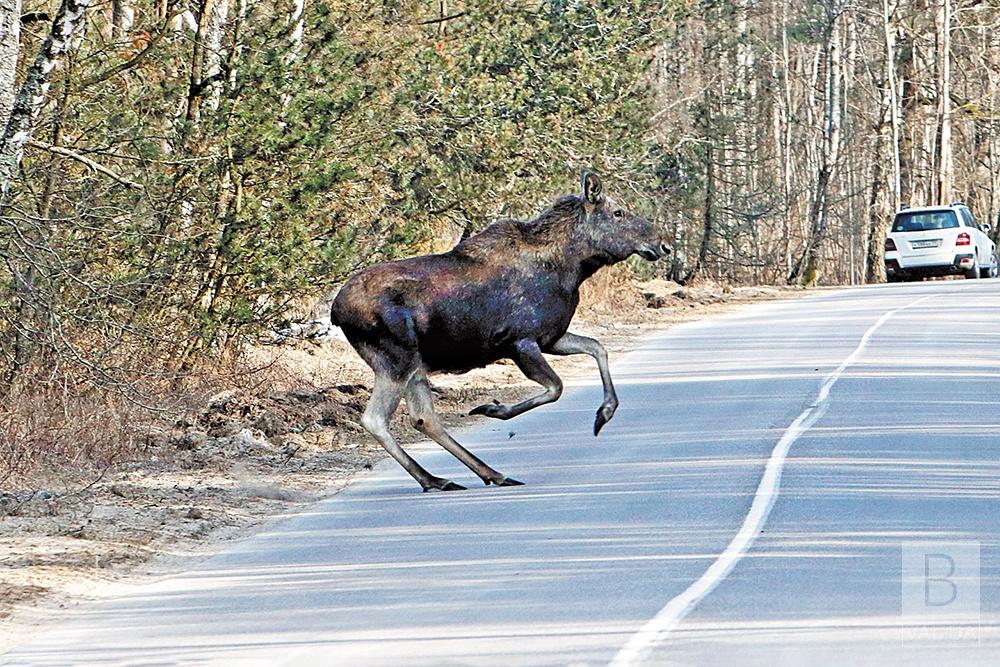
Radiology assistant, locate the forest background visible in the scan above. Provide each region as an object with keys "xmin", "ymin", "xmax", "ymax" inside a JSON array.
[{"xmin": 1, "ymin": 0, "xmax": 995, "ymax": 475}]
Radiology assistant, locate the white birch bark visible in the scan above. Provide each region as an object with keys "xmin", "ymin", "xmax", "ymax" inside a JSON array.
[
  {"xmin": 935, "ymin": 0, "xmax": 952, "ymax": 204},
  {"xmin": 0, "ymin": 0, "xmax": 20, "ymax": 134},
  {"xmin": 111, "ymin": 0, "xmax": 134, "ymax": 39},
  {"xmin": 1, "ymin": 0, "xmax": 91, "ymax": 197},
  {"xmin": 884, "ymin": 0, "xmax": 901, "ymax": 211},
  {"xmin": 988, "ymin": 17, "xmax": 1000, "ymax": 236},
  {"xmin": 278, "ymin": 0, "xmax": 304, "ymax": 117},
  {"xmin": 789, "ymin": 1, "xmax": 844, "ymax": 285},
  {"xmin": 202, "ymin": 0, "xmax": 230, "ymax": 112},
  {"xmin": 288, "ymin": 0, "xmax": 305, "ymax": 63},
  {"xmin": 228, "ymin": 0, "xmax": 247, "ymax": 89},
  {"xmin": 779, "ymin": 1, "xmax": 794, "ymax": 275}
]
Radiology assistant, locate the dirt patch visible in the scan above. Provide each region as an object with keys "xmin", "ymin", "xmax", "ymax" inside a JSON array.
[{"xmin": 0, "ymin": 278, "xmax": 801, "ymax": 650}]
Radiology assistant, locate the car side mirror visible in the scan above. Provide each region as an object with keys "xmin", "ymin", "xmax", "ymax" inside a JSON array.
[{"xmin": 985, "ymin": 224, "xmax": 993, "ymax": 235}]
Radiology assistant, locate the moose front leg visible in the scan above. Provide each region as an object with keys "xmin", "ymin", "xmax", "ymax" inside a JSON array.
[
  {"xmin": 471, "ymin": 339, "xmax": 563, "ymax": 421},
  {"xmin": 547, "ymin": 332, "xmax": 618, "ymax": 435}
]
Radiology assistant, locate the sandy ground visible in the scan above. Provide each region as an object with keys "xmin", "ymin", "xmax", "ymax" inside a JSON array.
[{"xmin": 0, "ymin": 278, "xmax": 801, "ymax": 652}]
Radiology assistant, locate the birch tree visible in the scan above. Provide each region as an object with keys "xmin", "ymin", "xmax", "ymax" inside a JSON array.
[
  {"xmin": 111, "ymin": 0, "xmax": 134, "ymax": 39},
  {"xmin": 0, "ymin": 0, "xmax": 90, "ymax": 197},
  {"xmin": 788, "ymin": 0, "xmax": 845, "ymax": 285},
  {"xmin": 0, "ymin": 0, "xmax": 19, "ymax": 134},
  {"xmin": 934, "ymin": 0, "xmax": 952, "ymax": 204},
  {"xmin": 864, "ymin": 0, "xmax": 901, "ymax": 283},
  {"xmin": 185, "ymin": 0, "xmax": 230, "ymax": 122}
]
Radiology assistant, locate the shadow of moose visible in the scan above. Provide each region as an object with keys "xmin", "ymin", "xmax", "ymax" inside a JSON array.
[{"xmin": 331, "ymin": 172, "xmax": 672, "ymax": 492}]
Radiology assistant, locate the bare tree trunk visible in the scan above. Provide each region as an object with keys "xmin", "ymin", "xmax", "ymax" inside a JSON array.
[
  {"xmin": 779, "ymin": 1, "xmax": 794, "ymax": 277},
  {"xmin": 680, "ymin": 102, "xmax": 715, "ymax": 287},
  {"xmin": 988, "ymin": 23, "xmax": 1000, "ymax": 241},
  {"xmin": 990, "ymin": 125, "xmax": 1000, "ymax": 242},
  {"xmin": 178, "ymin": 0, "xmax": 232, "ymax": 329},
  {"xmin": 111, "ymin": 0, "xmax": 133, "ymax": 39},
  {"xmin": 843, "ymin": 11, "xmax": 859, "ymax": 284},
  {"xmin": 911, "ymin": 1, "xmax": 935, "ymax": 205},
  {"xmin": 185, "ymin": 0, "xmax": 230, "ymax": 123},
  {"xmin": 202, "ymin": 0, "xmax": 229, "ymax": 111},
  {"xmin": 864, "ymin": 0, "xmax": 900, "ymax": 284},
  {"xmin": 280, "ymin": 0, "xmax": 304, "ymax": 112},
  {"xmin": 679, "ymin": 10, "xmax": 721, "ymax": 285},
  {"xmin": 884, "ymin": 0, "xmax": 901, "ymax": 211},
  {"xmin": 0, "ymin": 0, "xmax": 91, "ymax": 198},
  {"xmin": 789, "ymin": 1, "xmax": 843, "ymax": 286},
  {"xmin": 288, "ymin": 0, "xmax": 305, "ymax": 62},
  {"xmin": 935, "ymin": 0, "xmax": 952, "ymax": 204},
  {"xmin": 865, "ymin": 104, "xmax": 892, "ymax": 284},
  {"xmin": 798, "ymin": 42, "xmax": 822, "ymax": 249},
  {"xmin": 695, "ymin": 140, "xmax": 715, "ymax": 280},
  {"xmin": 0, "ymin": 0, "xmax": 20, "ymax": 134}
]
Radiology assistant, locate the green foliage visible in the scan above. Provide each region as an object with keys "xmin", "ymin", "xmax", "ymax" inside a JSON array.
[
  {"xmin": 0, "ymin": 0, "xmax": 681, "ymax": 384},
  {"xmin": 393, "ymin": 1, "xmax": 676, "ymax": 229}
]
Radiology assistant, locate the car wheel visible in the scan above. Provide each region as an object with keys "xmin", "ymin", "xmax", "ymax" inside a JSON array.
[{"xmin": 985, "ymin": 253, "xmax": 999, "ymax": 279}]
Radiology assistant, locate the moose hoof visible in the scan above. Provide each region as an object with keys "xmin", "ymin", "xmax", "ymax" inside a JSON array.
[
  {"xmin": 484, "ymin": 473, "xmax": 523, "ymax": 486},
  {"xmin": 470, "ymin": 402, "xmax": 510, "ymax": 420},
  {"xmin": 594, "ymin": 406, "xmax": 616, "ymax": 436},
  {"xmin": 423, "ymin": 478, "xmax": 467, "ymax": 492}
]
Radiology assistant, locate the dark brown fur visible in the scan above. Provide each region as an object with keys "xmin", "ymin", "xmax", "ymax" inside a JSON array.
[{"xmin": 331, "ymin": 172, "xmax": 670, "ymax": 492}]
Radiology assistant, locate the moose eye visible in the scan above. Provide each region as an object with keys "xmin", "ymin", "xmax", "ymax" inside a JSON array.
[{"xmin": 613, "ymin": 210, "xmax": 624, "ymax": 219}]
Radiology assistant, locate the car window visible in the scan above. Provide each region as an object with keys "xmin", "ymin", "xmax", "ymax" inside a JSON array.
[
  {"xmin": 960, "ymin": 208, "xmax": 978, "ymax": 230},
  {"xmin": 892, "ymin": 211, "xmax": 959, "ymax": 232}
]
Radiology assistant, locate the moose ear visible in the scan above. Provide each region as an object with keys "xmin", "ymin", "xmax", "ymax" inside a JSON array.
[{"xmin": 581, "ymin": 171, "xmax": 603, "ymax": 206}]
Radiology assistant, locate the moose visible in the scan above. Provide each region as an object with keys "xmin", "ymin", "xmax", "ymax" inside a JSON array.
[{"xmin": 331, "ymin": 172, "xmax": 671, "ymax": 492}]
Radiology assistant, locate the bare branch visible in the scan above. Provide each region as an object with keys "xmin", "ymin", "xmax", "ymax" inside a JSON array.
[
  {"xmin": 25, "ymin": 139, "xmax": 144, "ymax": 189},
  {"xmin": 416, "ymin": 11, "xmax": 466, "ymax": 25}
]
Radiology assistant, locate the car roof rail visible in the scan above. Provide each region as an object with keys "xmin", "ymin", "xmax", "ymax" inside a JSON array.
[
  {"xmin": 900, "ymin": 204, "xmax": 910, "ymax": 210},
  {"xmin": 950, "ymin": 200, "xmax": 965, "ymax": 207}
]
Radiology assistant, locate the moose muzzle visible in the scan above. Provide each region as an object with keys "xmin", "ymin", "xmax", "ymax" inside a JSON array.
[{"xmin": 637, "ymin": 242, "xmax": 673, "ymax": 261}]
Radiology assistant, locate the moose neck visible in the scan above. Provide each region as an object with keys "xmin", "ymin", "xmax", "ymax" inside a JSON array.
[
  {"xmin": 579, "ymin": 250, "xmax": 617, "ymax": 283},
  {"xmin": 550, "ymin": 241, "xmax": 620, "ymax": 292},
  {"xmin": 505, "ymin": 196, "xmax": 622, "ymax": 291}
]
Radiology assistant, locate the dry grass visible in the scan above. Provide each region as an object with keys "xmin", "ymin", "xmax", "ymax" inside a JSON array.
[
  {"xmin": 0, "ymin": 386, "xmax": 151, "ymax": 489},
  {"xmin": 578, "ymin": 264, "xmax": 644, "ymax": 315}
]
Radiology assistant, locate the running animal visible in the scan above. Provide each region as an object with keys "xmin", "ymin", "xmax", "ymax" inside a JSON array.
[{"xmin": 330, "ymin": 172, "xmax": 671, "ymax": 491}]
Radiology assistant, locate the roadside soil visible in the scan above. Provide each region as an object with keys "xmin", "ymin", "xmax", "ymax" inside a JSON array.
[{"xmin": 0, "ymin": 277, "xmax": 802, "ymax": 651}]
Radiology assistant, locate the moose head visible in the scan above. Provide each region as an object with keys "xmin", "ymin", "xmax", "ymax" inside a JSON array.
[{"xmin": 577, "ymin": 171, "xmax": 672, "ymax": 265}]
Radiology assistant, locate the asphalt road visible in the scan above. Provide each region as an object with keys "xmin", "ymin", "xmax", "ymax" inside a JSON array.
[{"xmin": 3, "ymin": 280, "xmax": 999, "ymax": 666}]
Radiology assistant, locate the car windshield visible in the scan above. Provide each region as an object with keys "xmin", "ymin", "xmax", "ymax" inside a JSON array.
[{"xmin": 892, "ymin": 210, "xmax": 959, "ymax": 232}]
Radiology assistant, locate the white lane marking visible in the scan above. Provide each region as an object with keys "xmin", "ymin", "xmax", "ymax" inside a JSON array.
[{"xmin": 609, "ymin": 294, "xmax": 933, "ymax": 667}]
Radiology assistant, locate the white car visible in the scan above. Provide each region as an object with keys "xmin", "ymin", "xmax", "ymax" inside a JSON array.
[{"xmin": 884, "ymin": 203, "xmax": 998, "ymax": 282}]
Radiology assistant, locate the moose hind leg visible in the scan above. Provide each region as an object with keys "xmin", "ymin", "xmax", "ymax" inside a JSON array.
[
  {"xmin": 362, "ymin": 372, "xmax": 465, "ymax": 492},
  {"xmin": 470, "ymin": 339, "xmax": 563, "ymax": 421},
  {"xmin": 406, "ymin": 373, "xmax": 523, "ymax": 487},
  {"xmin": 548, "ymin": 332, "xmax": 619, "ymax": 436}
]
